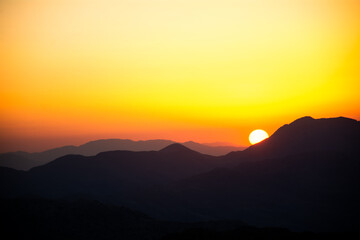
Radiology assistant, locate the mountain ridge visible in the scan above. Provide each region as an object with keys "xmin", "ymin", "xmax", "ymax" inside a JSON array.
[
  {"xmin": 1, "ymin": 116, "xmax": 359, "ymax": 232},
  {"xmin": 224, "ymin": 116, "xmax": 360, "ymax": 163},
  {"xmin": 159, "ymin": 143, "xmax": 203, "ymax": 155},
  {"xmin": 0, "ymin": 139, "xmax": 245, "ymax": 170}
]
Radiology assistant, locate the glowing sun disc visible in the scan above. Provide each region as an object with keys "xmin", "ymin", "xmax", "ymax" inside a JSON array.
[{"xmin": 249, "ymin": 129, "xmax": 269, "ymax": 145}]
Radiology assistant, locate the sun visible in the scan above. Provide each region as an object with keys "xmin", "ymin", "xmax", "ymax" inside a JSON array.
[{"xmin": 249, "ymin": 129, "xmax": 269, "ymax": 145}]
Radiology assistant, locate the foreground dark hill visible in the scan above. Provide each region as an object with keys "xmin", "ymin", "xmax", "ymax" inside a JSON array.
[
  {"xmin": 0, "ymin": 198, "xmax": 156, "ymax": 240},
  {"xmin": 1, "ymin": 116, "xmax": 359, "ymax": 232},
  {"xmin": 179, "ymin": 117, "xmax": 360, "ymax": 231},
  {"xmin": 178, "ymin": 151, "xmax": 360, "ymax": 231},
  {"xmin": 0, "ymin": 139, "xmax": 244, "ymax": 170},
  {"xmin": 3, "ymin": 198, "xmax": 340, "ymax": 240}
]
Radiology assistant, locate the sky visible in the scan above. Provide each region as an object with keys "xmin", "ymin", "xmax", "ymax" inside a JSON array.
[{"xmin": 1, "ymin": 0, "xmax": 359, "ymax": 152}]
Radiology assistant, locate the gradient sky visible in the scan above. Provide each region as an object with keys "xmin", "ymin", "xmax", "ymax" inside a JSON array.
[{"xmin": 1, "ymin": 0, "xmax": 359, "ymax": 152}]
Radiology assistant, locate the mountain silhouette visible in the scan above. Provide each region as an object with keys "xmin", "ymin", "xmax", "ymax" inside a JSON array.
[
  {"xmin": 1, "ymin": 116, "xmax": 359, "ymax": 232},
  {"xmin": 159, "ymin": 143, "xmax": 202, "ymax": 155},
  {"xmin": 0, "ymin": 139, "xmax": 244, "ymax": 170},
  {"xmin": 27, "ymin": 145, "xmax": 217, "ymax": 186},
  {"xmin": 256, "ymin": 116, "xmax": 359, "ymax": 154},
  {"xmin": 179, "ymin": 117, "xmax": 360, "ymax": 231},
  {"xmin": 0, "ymin": 144, "xmax": 226, "ymax": 221},
  {"xmin": 225, "ymin": 116, "xmax": 359, "ymax": 162}
]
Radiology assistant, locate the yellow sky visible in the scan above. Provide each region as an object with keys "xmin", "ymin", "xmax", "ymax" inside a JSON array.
[{"xmin": 1, "ymin": 0, "xmax": 359, "ymax": 152}]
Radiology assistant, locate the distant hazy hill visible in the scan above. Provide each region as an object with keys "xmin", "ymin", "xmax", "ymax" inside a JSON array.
[
  {"xmin": 1, "ymin": 117, "xmax": 359, "ymax": 232},
  {"xmin": 0, "ymin": 139, "xmax": 245, "ymax": 170}
]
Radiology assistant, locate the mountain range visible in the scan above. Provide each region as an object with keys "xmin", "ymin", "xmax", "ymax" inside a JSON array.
[
  {"xmin": 1, "ymin": 116, "xmax": 359, "ymax": 233},
  {"xmin": 0, "ymin": 139, "xmax": 245, "ymax": 170}
]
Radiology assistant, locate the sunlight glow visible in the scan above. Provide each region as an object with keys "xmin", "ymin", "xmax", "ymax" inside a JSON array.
[{"xmin": 0, "ymin": 0, "xmax": 359, "ymax": 152}]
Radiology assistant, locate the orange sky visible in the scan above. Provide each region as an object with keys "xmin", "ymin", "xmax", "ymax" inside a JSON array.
[{"xmin": 1, "ymin": 0, "xmax": 360, "ymax": 152}]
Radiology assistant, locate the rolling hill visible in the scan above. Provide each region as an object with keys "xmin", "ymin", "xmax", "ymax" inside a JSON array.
[
  {"xmin": 0, "ymin": 139, "xmax": 244, "ymax": 170},
  {"xmin": 1, "ymin": 116, "xmax": 359, "ymax": 232}
]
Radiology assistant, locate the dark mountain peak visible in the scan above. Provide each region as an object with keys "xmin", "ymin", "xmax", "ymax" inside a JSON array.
[
  {"xmin": 289, "ymin": 116, "xmax": 314, "ymax": 125},
  {"xmin": 244, "ymin": 116, "xmax": 360, "ymax": 159},
  {"xmin": 159, "ymin": 143, "xmax": 197, "ymax": 154},
  {"xmin": 288, "ymin": 116, "xmax": 357, "ymax": 127},
  {"xmin": 274, "ymin": 116, "xmax": 359, "ymax": 136},
  {"xmin": 270, "ymin": 116, "xmax": 355, "ymax": 137}
]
